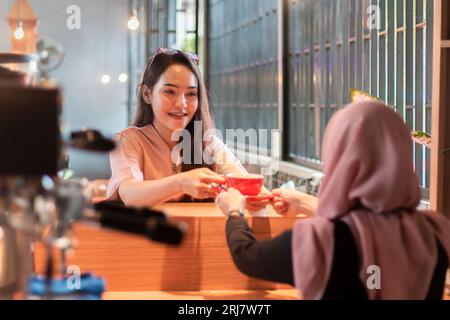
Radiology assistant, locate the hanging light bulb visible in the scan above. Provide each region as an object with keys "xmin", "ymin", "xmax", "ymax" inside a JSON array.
[
  {"xmin": 101, "ymin": 1, "xmax": 111, "ymax": 86},
  {"xmin": 127, "ymin": 11, "xmax": 139, "ymax": 31},
  {"xmin": 101, "ymin": 74, "xmax": 110, "ymax": 84},
  {"xmin": 118, "ymin": 73, "xmax": 128, "ymax": 83},
  {"xmin": 14, "ymin": 21, "xmax": 24, "ymax": 40}
]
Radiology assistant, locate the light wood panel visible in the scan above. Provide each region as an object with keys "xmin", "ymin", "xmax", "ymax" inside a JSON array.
[
  {"xmin": 103, "ymin": 289, "xmax": 300, "ymax": 300},
  {"xmin": 102, "ymin": 289, "xmax": 450, "ymax": 301}
]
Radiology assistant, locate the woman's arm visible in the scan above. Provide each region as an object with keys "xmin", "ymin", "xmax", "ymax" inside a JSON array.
[
  {"xmin": 216, "ymin": 188, "xmax": 294, "ymax": 285},
  {"xmin": 119, "ymin": 168, "xmax": 226, "ymax": 207},
  {"xmin": 118, "ymin": 175, "xmax": 183, "ymax": 207},
  {"xmin": 226, "ymin": 216, "xmax": 294, "ymax": 285}
]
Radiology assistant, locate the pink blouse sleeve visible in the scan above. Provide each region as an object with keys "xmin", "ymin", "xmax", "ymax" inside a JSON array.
[{"xmin": 106, "ymin": 134, "xmax": 144, "ymax": 201}]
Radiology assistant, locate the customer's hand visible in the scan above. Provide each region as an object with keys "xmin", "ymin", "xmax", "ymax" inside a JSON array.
[
  {"xmin": 177, "ymin": 168, "xmax": 225, "ymax": 199},
  {"xmin": 271, "ymin": 189, "xmax": 307, "ymax": 217},
  {"xmin": 215, "ymin": 188, "xmax": 246, "ymax": 216},
  {"xmin": 245, "ymin": 192, "xmax": 272, "ymax": 212}
]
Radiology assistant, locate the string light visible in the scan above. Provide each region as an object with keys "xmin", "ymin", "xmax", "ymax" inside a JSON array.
[
  {"xmin": 101, "ymin": 0, "xmax": 110, "ymax": 85},
  {"xmin": 14, "ymin": 1, "xmax": 24, "ymax": 40},
  {"xmin": 14, "ymin": 21, "xmax": 24, "ymax": 40},
  {"xmin": 127, "ymin": 11, "xmax": 139, "ymax": 30},
  {"xmin": 118, "ymin": 73, "xmax": 128, "ymax": 83},
  {"xmin": 101, "ymin": 74, "xmax": 110, "ymax": 84}
]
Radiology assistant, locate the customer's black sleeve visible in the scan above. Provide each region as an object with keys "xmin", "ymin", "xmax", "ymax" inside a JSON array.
[{"xmin": 225, "ymin": 216, "xmax": 294, "ymax": 286}]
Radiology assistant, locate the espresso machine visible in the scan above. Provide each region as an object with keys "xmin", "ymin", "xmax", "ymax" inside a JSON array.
[{"xmin": 0, "ymin": 68, "xmax": 186, "ymax": 300}]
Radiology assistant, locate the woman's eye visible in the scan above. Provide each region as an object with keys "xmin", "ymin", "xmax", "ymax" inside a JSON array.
[
  {"xmin": 186, "ymin": 92, "xmax": 198, "ymax": 97},
  {"xmin": 164, "ymin": 90, "xmax": 176, "ymax": 94}
]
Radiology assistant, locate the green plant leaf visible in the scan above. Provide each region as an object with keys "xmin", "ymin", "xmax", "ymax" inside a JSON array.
[
  {"xmin": 349, "ymin": 88, "xmax": 384, "ymax": 103},
  {"xmin": 411, "ymin": 131, "xmax": 432, "ymax": 147}
]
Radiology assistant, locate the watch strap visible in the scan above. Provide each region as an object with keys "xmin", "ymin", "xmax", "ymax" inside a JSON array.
[{"xmin": 227, "ymin": 209, "xmax": 244, "ymax": 217}]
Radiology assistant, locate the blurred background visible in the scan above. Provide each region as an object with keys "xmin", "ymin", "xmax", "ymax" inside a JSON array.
[{"xmin": 0, "ymin": 0, "xmax": 436, "ymax": 203}]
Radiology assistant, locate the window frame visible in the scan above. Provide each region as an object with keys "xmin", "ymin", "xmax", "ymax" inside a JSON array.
[{"xmin": 430, "ymin": 0, "xmax": 450, "ymax": 218}]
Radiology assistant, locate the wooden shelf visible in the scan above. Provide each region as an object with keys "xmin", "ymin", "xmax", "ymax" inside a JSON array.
[{"xmin": 442, "ymin": 40, "xmax": 450, "ymax": 48}]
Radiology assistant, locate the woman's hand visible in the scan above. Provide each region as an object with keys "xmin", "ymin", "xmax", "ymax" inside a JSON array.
[
  {"xmin": 271, "ymin": 189, "xmax": 308, "ymax": 217},
  {"xmin": 245, "ymin": 192, "xmax": 273, "ymax": 212},
  {"xmin": 177, "ymin": 168, "xmax": 226, "ymax": 199},
  {"xmin": 215, "ymin": 188, "xmax": 246, "ymax": 216}
]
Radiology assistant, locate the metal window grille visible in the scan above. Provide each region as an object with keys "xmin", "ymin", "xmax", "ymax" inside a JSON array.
[
  {"xmin": 208, "ymin": 0, "xmax": 279, "ymax": 149},
  {"xmin": 127, "ymin": 0, "xmax": 200, "ymax": 122},
  {"xmin": 127, "ymin": 0, "xmax": 434, "ymax": 196},
  {"xmin": 286, "ymin": 0, "xmax": 433, "ymax": 195}
]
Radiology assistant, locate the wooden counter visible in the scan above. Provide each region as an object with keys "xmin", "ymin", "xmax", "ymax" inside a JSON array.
[
  {"xmin": 34, "ymin": 203, "xmax": 303, "ymax": 294},
  {"xmin": 34, "ymin": 201, "xmax": 449, "ymax": 300}
]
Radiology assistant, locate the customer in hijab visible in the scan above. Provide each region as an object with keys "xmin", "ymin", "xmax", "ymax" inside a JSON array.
[{"xmin": 216, "ymin": 100, "xmax": 450, "ymax": 299}]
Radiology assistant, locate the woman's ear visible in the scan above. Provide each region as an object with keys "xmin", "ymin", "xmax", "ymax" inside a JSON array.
[{"xmin": 142, "ymin": 85, "xmax": 152, "ymax": 105}]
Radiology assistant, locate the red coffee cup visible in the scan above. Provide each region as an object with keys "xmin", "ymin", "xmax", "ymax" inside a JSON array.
[{"xmin": 224, "ymin": 173, "xmax": 264, "ymax": 196}]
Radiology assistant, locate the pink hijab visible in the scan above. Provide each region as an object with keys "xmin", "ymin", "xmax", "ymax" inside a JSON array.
[{"xmin": 292, "ymin": 101, "xmax": 450, "ymax": 299}]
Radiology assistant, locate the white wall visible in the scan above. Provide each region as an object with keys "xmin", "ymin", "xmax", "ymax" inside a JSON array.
[{"xmin": 0, "ymin": 0, "xmax": 130, "ymax": 179}]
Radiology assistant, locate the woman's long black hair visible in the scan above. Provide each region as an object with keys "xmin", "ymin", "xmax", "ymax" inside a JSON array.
[{"xmin": 133, "ymin": 52, "xmax": 215, "ymax": 173}]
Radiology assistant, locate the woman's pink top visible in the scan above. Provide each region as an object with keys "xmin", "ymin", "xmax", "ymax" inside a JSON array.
[{"xmin": 106, "ymin": 125, "xmax": 247, "ymax": 201}]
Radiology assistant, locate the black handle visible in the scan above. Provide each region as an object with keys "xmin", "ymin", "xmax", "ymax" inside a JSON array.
[
  {"xmin": 94, "ymin": 201, "xmax": 166, "ymax": 219},
  {"xmin": 93, "ymin": 201, "xmax": 186, "ymax": 245}
]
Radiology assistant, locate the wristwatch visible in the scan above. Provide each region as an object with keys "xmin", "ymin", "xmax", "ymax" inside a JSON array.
[{"xmin": 227, "ymin": 209, "xmax": 244, "ymax": 217}]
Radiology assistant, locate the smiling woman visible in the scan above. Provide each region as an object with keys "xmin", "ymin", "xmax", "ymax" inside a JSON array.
[{"xmin": 105, "ymin": 49, "xmax": 268, "ymax": 211}]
